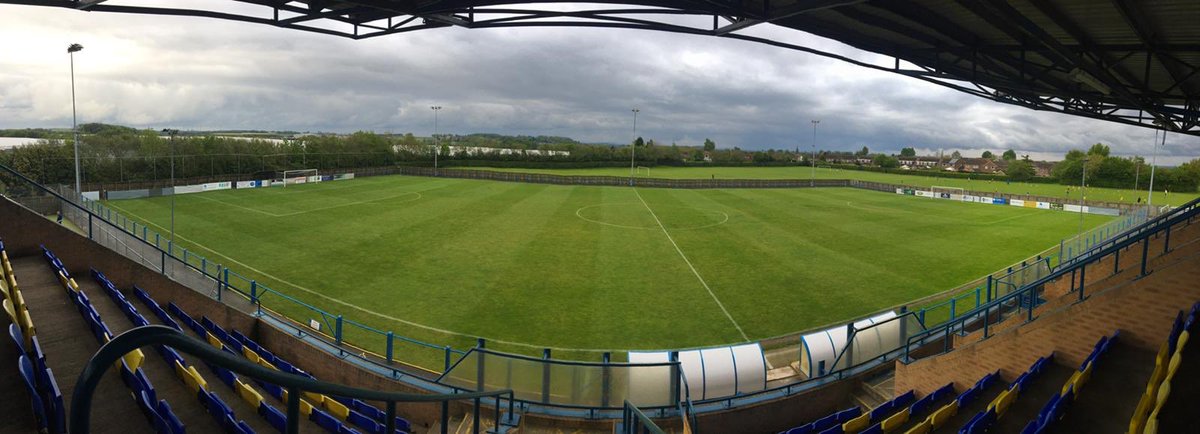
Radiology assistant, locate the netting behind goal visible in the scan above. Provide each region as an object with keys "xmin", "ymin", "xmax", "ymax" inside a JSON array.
[
  {"xmin": 931, "ymin": 185, "xmax": 967, "ymax": 201},
  {"xmin": 281, "ymin": 169, "xmax": 319, "ymax": 186}
]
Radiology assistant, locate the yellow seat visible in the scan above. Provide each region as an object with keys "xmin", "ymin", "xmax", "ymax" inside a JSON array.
[
  {"xmin": 928, "ymin": 401, "xmax": 958, "ymax": 429},
  {"xmin": 324, "ymin": 398, "xmax": 350, "ymax": 420},
  {"xmin": 258, "ymin": 358, "xmax": 277, "ymax": 371},
  {"xmin": 175, "ymin": 360, "xmax": 207, "ymax": 393},
  {"xmin": 303, "ymin": 391, "xmax": 325, "ymax": 405},
  {"xmin": 1128, "ymin": 392, "xmax": 1153, "ymax": 434},
  {"xmin": 1176, "ymin": 331, "xmax": 1190, "ymax": 354},
  {"xmin": 235, "ymin": 380, "xmax": 264, "ymax": 407},
  {"xmin": 120, "ymin": 349, "xmax": 145, "ymax": 372},
  {"xmin": 2, "ymin": 299, "xmax": 16, "ymax": 325},
  {"xmin": 989, "ymin": 389, "xmax": 1017, "ymax": 418},
  {"xmin": 903, "ymin": 419, "xmax": 931, "ymax": 434},
  {"xmin": 842, "ymin": 411, "xmax": 871, "ymax": 433},
  {"xmin": 1167, "ymin": 353, "xmax": 1182, "ymax": 380},
  {"xmin": 880, "ymin": 409, "xmax": 909, "ymax": 432},
  {"xmin": 280, "ymin": 390, "xmax": 315, "ymax": 416},
  {"xmin": 206, "ymin": 332, "xmax": 223, "ymax": 349},
  {"xmin": 242, "ymin": 347, "xmax": 261, "ymax": 364},
  {"xmin": 67, "ymin": 278, "xmax": 80, "ymax": 292},
  {"xmin": 56, "ymin": 271, "xmax": 68, "ymax": 288},
  {"xmin": 19, "ymin": 308, "xmax": 36, "ymax": 347},
  {"xmin": 1061, "ymin": 371, "xmax": 1081, "ymax": 396},
  {"xmin": 1076, "ymin": 361, "xmax": 1094, "ymax": 392}
]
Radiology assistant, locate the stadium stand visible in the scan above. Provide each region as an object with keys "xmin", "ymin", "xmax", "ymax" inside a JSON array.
[{"xmin": 2, "ymin": 171, "xmax": 1200, "ymax": 433}]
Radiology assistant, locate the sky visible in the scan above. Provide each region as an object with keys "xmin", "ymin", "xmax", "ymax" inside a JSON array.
[{"xmin": 1, "ymin": 1, "xmax": 1197, "ymax": 164}]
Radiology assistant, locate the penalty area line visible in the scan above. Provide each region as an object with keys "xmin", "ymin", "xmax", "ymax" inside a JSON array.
[{"xmin": 633, "ymin": 188, "xmax": 751, "ymax": 342}]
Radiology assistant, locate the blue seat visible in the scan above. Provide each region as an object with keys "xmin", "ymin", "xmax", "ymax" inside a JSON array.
[
  {"xmin": 158, "ymin": 400, "xmax": 186, "ymax": 434},
  {"xmin": 256, "ymin": 381, "xmax": 284, "ymax": 400},
  {"xmin": 1020, "ymin": 420, "xmax": 1042, "ymax": 434},
  {"xmin": 868, "ymin": 401, "xmax": 893, "ymax": 421},
  {"xmin": 931, "ymin": 383, "xmax": 954, "ymax": 402},
  {"xmin": 135, "ymin": 368, "xmax": 157, "ymax": 402},
  {"xmin": 231, "ymin": 330, "xmax": 250, "ymax": 346},
  {"xmin": 10, "ymin": 323, "xmax": 27, "ymax": 355},
  {"xmin": 338, "ymin": 425, "xmax": 361, "ymax": 434},
  {"xmin": 76, "ymin": 290, "xmax": 91, "ymax": 307},
  {"xmin": 349, "ymin": 399, "xmax": 385, "ymax": 422},
  {"xmin": 893, "ymin": 390, "xmax": 916, "ymax": 408},
  {"xmin": 210, "ymin": 364, "xmax": 237, "ymax": 387},
  {"xmin": 132, "ymin": 315, "xmax": 151, "ymax": 328},
  {"xmin": 909, "ymin": 394, "xmax": 934, "ymax": 416},
  {"xmin": 259, "ymin": 402, "xmax": 287, "ymax": 433},
  {"xmin": 274, "ymin": 359, "xmax": 296, "ymax": 375},
  {"xmin": 235, "ymin": 420, "xmax": 256, "ymax": 434},
  {"xmin": 1036, "ymin": 393, "xmax": 1060, "ymax": 428},
  {"xmin": 44, "ymin": 371, "xmax": 65, "ymax": 434},
  {"xmin": 311, "ymin": 408, "xmax": 343, "ymax": 433},
  {"xmin": 818, "ymin": 425, "xmax": 843, "ymax": 434},
  {"xmin": 136, "ymin": 389, "xmax": 160, "ymax": 424},
  {"xmin": 18, "ymin": 356, "xmax": 48, "ymax": 432},
  {"xmin": 835, "ymin": 407, "xmax": 861, "ymax": 423},
  {"xmin": 784, "ymin": 424, "xmax": 814, "ymax": 434},
  {"xmin": 812, "ymin": 411, "xmax": 841, "ymax": 432},
  {"xmin": 159, "ymin": 346, "xmax": 186, "ymax": 367},
  {"xmin": 347, "ymin": 410, "xmax": 384, "ymax": 434},
  {"xmin": 32, "ymin": 337, "xmax": 49, "ymax": 371},
  {"xmin": 960, "ymin": 409, "xmax": 995, "ymax": 434},
  {"xmin": 167, "ymin": 302, "xmax": 194, "ymax": 324},
  {"xmin": 204, "ymin": 391, "xmax": 234, "ymax": 422}
]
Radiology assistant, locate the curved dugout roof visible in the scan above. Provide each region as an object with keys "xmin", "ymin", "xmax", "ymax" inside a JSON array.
[{"xmin": 7, "ymin": 0, "xmax": 1199, "ymax": 135}]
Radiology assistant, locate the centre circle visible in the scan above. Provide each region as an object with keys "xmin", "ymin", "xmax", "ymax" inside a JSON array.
[{"xmin": 575, "ymin": 203, "xmax": 730, "ymax": 230}]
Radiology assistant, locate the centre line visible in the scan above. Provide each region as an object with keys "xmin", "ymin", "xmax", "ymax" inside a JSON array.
[{"xmin": 633, "ymin": 188, "xmax": 750, "ymax": 342}]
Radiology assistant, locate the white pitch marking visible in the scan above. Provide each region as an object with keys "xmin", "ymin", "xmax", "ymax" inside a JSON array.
[{"xmin": 633, "ymin": 188, "xmax": 750, "ymax": 342}]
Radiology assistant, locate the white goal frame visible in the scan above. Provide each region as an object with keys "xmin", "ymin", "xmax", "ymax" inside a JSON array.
[
  {"xmin": 931, "ymin": 185, "xmax": 967, "ymax": 201},
  {"xmin": 636, "ymin": 166, "xmax": 651, "ymax": 177},
  {"xmin": 282, "ymin": 169, "xmax": 319, "ymax": 187}
]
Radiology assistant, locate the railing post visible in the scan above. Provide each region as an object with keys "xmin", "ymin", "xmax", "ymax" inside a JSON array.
[
  {"xmin": 385, "ymin": 401, "xmax": 397, "ymax": 434},
  {"xmin": 385, "ymin": 331, "xmax": 394, "ymax": 364},
  {"xmin": 949, "ymin": 298, "xmax": 956, "ymax": 320},
  {"xmin": 542, "ymin": 349, "xmax": 552, "ymax": 404},
  {"xmin": 1141, "ymin": 237, "xmax": 1150, "ymax": 276},
  {"xmin": 1027, "ymin": 287, "xmax": 1035, "ymax": 322},
  {"xmin": 1078, "ymin": 263, "xmax": 1087, "ymax": 301},
  {"xmin": 88, "ymin": 214, "xmax": 93, "ymax": 239},
  {"xmin": 669, "ymin": 351, "xmax": 681, "ymax": 405},
  {"xmin": 601, "ymin": 352, "xmax": 612, "ymax": 408},
  {"xmin": 334, "ymin": 315, "xmax": 343, "ymax": 346},
  {"xmin": 143, "ymin": 225, "xmax": 148, "ymax": 240},
  {"xmin": 155, "ymin": 232, "xmax": 159, "ymax": 248},
  {"xmin": 224, "ymin": 267, "xmax": 230, "ymax": 287},
  {"xmin": 1114, "ymin": 249, "xmax": 1121, "ymax": 274},
  {"xmin": 986, "ymin": 275, "xmax": 993, "ymax": 302},
  {"xmin": 444, "ymin": 346, "xmax": 452, "ymax": 372},
  {"xmin": 250, "ymin": 280, "xmax": 259, "ymax": 305},
  {"xmin": 1164, "ymin": 224, "xmax": 1172, "ymax": 254},
  {"xmin": 286, "ymin": 386, "xmax": 300, "ymax": 434}
]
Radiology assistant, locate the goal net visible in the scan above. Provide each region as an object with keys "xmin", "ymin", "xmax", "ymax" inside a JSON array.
[
  {"xmin": 281, "ymin": 169, "xmax": 319, "ymax": 187},
  {"xmin": 636, "ymin": 166, "xmax": 651, "ymax": 177},
  {"xmin": 931, "ymin": 185, "xmax": 967, "ymax": 201}
]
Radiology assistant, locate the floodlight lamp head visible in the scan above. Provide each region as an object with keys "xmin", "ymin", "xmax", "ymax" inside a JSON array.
[{"xmin": 67, "ymin": 43, "xmax": 83, "ymax": 53}]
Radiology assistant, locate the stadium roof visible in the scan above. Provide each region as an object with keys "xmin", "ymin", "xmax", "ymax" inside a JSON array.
[{"xmin": 8, "ymin": 0, "xmax": 1198, "ymax": 135}]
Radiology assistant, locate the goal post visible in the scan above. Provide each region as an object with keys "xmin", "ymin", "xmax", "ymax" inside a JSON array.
[
  {"xmin": 636, "ymin": 166, "xmax": 651, "ymax": 177},
  {"xmin": 931, "ymin": 185, "xmax": 967, "ymax": 201},
  {"xmin": 281, "ymin": 169, "xmax": 319, "ymax": 187}
]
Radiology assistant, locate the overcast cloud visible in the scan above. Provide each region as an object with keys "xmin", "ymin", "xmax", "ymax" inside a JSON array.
[{"xmin": 1, "ymin": 2, "xmax": 1197, "ymax": 163}]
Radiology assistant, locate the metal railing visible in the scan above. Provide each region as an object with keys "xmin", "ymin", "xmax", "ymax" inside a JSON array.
[
  {"xmin": 2, "ymin": 161, "xmax": 1187, "ymax": 422},
  {"xmin": 70, "ymin": 325, "xmax": 514, "ymax": 434},
  {"xmin": 901, "ymin": 195, "xmax": 1200, "ymax": 362}
]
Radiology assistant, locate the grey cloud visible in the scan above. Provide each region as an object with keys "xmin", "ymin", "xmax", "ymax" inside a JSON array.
[{"xmin": 0, "ymin": 4, "xmax": 1196, "ymax": 161}]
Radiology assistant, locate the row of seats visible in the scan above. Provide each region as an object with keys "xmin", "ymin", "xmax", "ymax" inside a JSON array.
[
  {"xmin": 957, "ymin": 353, "xmax": 1056, "ymax": 434},
  {"xmin": 4, "ymin": 240, "xmax": 66, "ymax": 433},
  {"xmin": 920, "ymin": 370, "xmax": 1004, "ymax": 433},
  {"xmin": 778, "ymin": 383, "xmax": 954, "ymax": 434},
  {"xmin": 1020, "ymin": 332, "xmax": 1117, "ymax": 433},
  {"xmin": 169, "ymin": 300, "xmax": 413, "ymax": 434},
  {"xmin": 1131, "ymin": 304, "xmax": 1198, "ymax": 434},
  {"xmin": 40, "ymin": 246, "xmax": 180, "ymax": 434},
  {"xmin": 89, "ymin": 267, "xmax": 258, "ymax": 434}
]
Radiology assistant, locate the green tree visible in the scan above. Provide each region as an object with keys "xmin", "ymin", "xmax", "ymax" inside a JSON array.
[
  {"xmin": 633, "ymin": 137, "xmax": 644, "ymax": 148},
  {"xmin": 1002, "ymin": 149, "xmax": 1017, "ymax": 160},
  {"xmin": 873, "ymin": 154, "xmax": 899, "ymax": 168},
  {"xmin": 982, "ymin": 150, "xmax": 994, "ymax": 159},
  {"xmin": 899, "ymin": 147, "xmax": 916, "ymax": 157},
  {"xmin": 1006, "ymin": 160, "xmax": 1036, "ymax": 181},
  {"xmin": 856, "ymin": 146, "xmax": 870, "ymax": 157},
  {"xmin": 951, "ymin": 150, "xmax": 962, "ymax": 159},
  {"xmin": 1088, "ymin": 143, "xmax": 1111, "ymax": 157},
  {"xmin": 703, "ymin": 138, "xmax": 716, "ymax": 152}
]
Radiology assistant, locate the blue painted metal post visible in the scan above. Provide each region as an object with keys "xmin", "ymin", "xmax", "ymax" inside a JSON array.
[
  {"xmin": 143, "ymin": 225, "xmax": 147, "ymax": 240},
  {"xmin": 385, "ymin": 332, "xmax": 394, "ymax": 364},
  {"xmin": 223, "ymin": 268, "xmax": 230, "ymax": 287},
  {"xmin": 975, "ymin": 287, "xmax": 981, "ymax": 309},
  {"xmin": 443, "ymin": 346, "xmax": 452, "ymax": 372},
  {"xmin": 334, "ymin": 315, "xmax": 343, "ymax": 345},
  {"xmin": 155, "ymin": 233, "xmax": 159, "ymax": 248},
  {"xmin": 1028, "ymin": 287, "xmax": 1035, "ymax": 322},
  {"xmin": 1078, "ymin": 263, "xmax": 1087, "ymax": 301},
  {"xmin": 669, "ymin": 351, "xmax": 681, "ymax": 406},
  {"xmin": 1164, "ymin": 224, "xmax": 1171, "ymax": 253},
  {"xmin": 182, "ymin": 249, "xmax": 188, "ymax": 264},
  {"xmin": 167, "ymin": 240, "xmax": 172, "ymax": 257},
  {"xmin": 1139, "ymin": 235, "xmax": 1150, "ymax": 276},
  {"xmin": 986, "ymin": 275, "xmax": 994, "ymax": 302},
  {"xmin": 88, "ymin": 214, "xmax": 93, "ymax": 239},
  {"xmin": 250, "ymin": 280, "xmax": 258, "ymax": 305},
  {"xmin": 1059, "ymin": 239, "xmax": 1064, "ymax": 263},
  {"xmin": 949, "ymin": 298, "xmax": 956, "ymax": 320},
  {"xmin": 201, "ymin": 257, "xmax": 207, "ymax": 274},
  {"xmin": 542, "ymin": 349, "xmax": 552, "ymax": 404}
]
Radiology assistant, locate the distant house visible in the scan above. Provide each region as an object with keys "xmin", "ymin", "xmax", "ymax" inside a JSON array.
[
  {"xmin": 898, "ymin": 156, "xmax": 943, "ymax": 169},
  {"xmin": 994, "ymin": 159, "xmax": 1057, "ymax": 177},
  {"xmin": 856, "ymin": 157, "xmax": 873, "ymax": 165},
  {"xmin": 947, "ymin": 157, "xmax": 1001, "ymax": 173}
]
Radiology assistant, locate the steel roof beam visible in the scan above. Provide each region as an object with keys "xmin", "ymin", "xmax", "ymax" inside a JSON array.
[{"xmin": 1111, "ymin": 0, "xmax": 1194, "ymax": 98}]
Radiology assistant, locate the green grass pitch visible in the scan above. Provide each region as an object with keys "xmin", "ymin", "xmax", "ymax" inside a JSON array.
[
  {"xmin": 104, "ymin": 174, "xmax": 1110, "ymax": 368},
  {"xmin": 473, "ymin": 166, "xmax": 1198, "ymax": 207}
]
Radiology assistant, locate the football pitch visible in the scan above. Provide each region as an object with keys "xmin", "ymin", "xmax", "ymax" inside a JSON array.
[{"xmin": 104, "ymin": 174, "xmax": 1110, "ymax": 368}]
